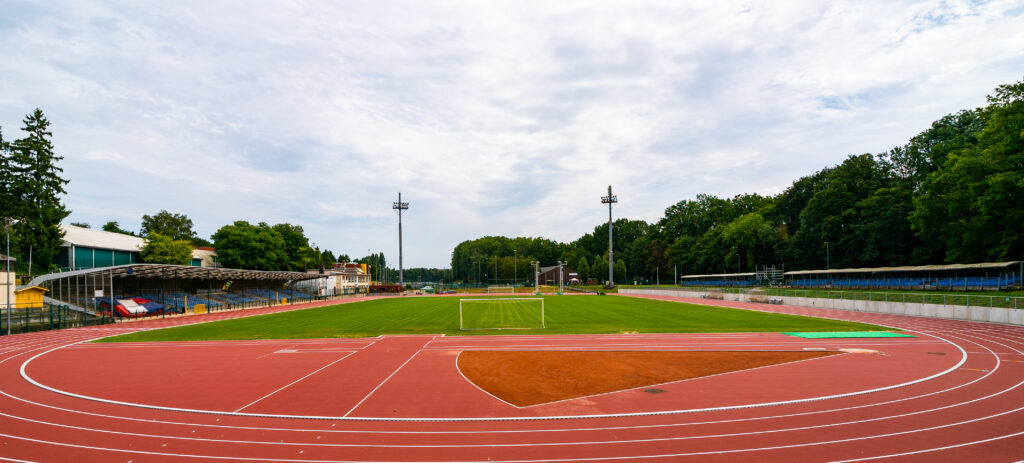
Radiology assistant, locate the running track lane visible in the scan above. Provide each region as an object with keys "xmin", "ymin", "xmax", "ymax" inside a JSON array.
[{"xmin": 0, "ymin": 294, "xmax": 1019, "ymax": 461}]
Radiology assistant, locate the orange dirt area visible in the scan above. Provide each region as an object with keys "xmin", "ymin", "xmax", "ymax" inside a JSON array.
[{"xmin": 458, "ymin": 350, "xmax": 840, "ymax": 407}]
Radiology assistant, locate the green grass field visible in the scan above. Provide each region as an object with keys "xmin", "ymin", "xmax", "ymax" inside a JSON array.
[{"xmin": 99, "ymin": 295, "xmax": 889, "ymax": 342}]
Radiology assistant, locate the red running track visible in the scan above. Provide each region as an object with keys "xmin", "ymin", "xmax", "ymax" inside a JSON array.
[{"xmin": 0, "ymin": 294, "xmax": 1022, "ymax": 461}]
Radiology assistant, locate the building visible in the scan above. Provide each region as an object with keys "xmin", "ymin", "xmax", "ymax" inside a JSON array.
[
  {"xmin": 1, "ymin": 254, "xmax": 14, "ymax": 311},
  {"xmin": 55, "ymin": 224, "xmax": 217, "ymax": 271},
  {"xmin": 13, "ymin": 286, "xmax": 47, "ymax": 309},
  {"xmin": 306, "ymin": 262, "xmax": 371, "ymax": 294},
  {"xmin": 538, "ymin": 265, "xmax": 579, "ymax": 286}
]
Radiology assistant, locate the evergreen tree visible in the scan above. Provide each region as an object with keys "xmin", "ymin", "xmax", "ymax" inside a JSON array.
[
  {"xmin": 575, "ymin": 256, "xmax": 589, "ymax": 284},
  {"xmin": 9, "ymin": 109, "xmax": 69, "ymax": 272}
]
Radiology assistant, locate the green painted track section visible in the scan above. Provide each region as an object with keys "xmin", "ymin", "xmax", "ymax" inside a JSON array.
[
  {"xmin": 100, "ymin": 295, "xmax": 891, "ymax": 342},
  {"xmin": 783, "ymin": 331, "xmax": 915, "ymax": 338}
]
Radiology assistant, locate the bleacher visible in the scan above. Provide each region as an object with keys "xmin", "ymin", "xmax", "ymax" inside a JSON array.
[{"xmin": 679, "ymin": 279, "xmax": 755, "ymax": 287}]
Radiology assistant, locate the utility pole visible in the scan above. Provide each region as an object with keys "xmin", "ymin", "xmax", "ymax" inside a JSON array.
[
  {"xmin": 392, "ymin": 192, "xmax": 409, "ymax": 289},
  {"xmin": 601, "ymin": 185, "xmax": 618, "ymax": 288},
  {"xmin": 826, "ymin": 241, "xmax": 830, "ymax": 270}
]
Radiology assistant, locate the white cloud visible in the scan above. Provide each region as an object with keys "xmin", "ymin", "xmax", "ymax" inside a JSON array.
[{"xmin": 1, "ymin": 0, "xmax": 1021, "ymax": 267}]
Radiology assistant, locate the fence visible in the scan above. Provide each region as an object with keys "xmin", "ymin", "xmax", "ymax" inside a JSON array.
[
  {"xmin": 0, "ymin": 291, "xmax": 366, "ymax": 336},
  {"xmin": 620, "ymin": 287, "xmax": 1024, "ymax": 326},
  {"xmin": 670, "ymin": 286, "xmax": 1024, "ymax": 310},
  {"xmin": 1, "ymin": 303, "xmax": 111, "ymax": 335}
]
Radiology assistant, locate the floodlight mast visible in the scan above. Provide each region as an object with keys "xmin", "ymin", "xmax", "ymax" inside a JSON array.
[
  {"xmin": 392, "ymin": 192, "xmax": 410, "ymax": 289},
  {"xmin": 600, "ymin": 185, "xmax": 618, "ymax": 287}
]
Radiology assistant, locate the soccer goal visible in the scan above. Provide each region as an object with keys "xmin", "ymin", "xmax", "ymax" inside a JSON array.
[
  {"xmin": 486, "ymin": 285, "xmax": 515, "ymax": 294},
  {"xmin": 459, "ymin": 298, "xmax": 545, "ymax": 330}
]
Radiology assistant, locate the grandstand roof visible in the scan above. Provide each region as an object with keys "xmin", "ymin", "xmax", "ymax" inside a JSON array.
[
  {"xmin": 27, "ymin": 263, "xmax": 320, "ymax": 287},
  {"xmin": 785, "ymin": 261, "xmax": 1022, "ymax": 276},
  {"xmin": 61, "ymin": 224, "xmax": 145, "ymax": 252},
  {"xmin": 680, "ymin": 272, "xmax": 755, "ymax": 279}
]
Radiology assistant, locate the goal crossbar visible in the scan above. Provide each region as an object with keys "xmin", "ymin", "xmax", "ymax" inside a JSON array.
[{"xmin": 459, "ymin": 298, "xmax": 545, "ymax": 330}]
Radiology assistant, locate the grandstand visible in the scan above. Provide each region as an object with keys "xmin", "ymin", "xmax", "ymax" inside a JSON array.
[
  {"xmin": 786, "ymin": 262, "xmax": 1022, "ymax": 291},
  {"xmin": 677, "ymin": 262, "xmax": 1022, "ymax": 292},
  {"xmin": 24, "ymin": 263, "xmax": 322, "ymax": 319},
  {"xmin": 678, "ymin": 272, "xmax": 755, "ymax": 287}
]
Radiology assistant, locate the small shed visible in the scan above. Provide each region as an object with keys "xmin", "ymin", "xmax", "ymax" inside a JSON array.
[{"xmin": 15, "ymin": 286, "xmax": 48, "ymax": 309}]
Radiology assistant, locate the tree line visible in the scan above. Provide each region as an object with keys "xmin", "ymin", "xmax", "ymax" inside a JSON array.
[{"xmin": 450, "ymin": 78, "xmax": 1024, "ymax": 283}]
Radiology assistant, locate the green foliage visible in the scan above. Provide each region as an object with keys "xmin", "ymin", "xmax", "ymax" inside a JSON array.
[
  {"xmin": 911, "ymin": 78, "xmax": 1024, "ymax": 262},
  {"xmin": 190, "ymin": 236, "xmax": 213, "ymax": 247},
  {"xmin": 102, "ymin": 221, "xmax": 136, "ymax": 236},
  {"xmin": 575, "ymin": 256, "xmax": 590, "ymax": 283},
  {"xmin": 614, "ymin": 259, "xmax": 626, "ymax": 282},
  {"xmin": 140, "ymin": 233, "xmax": 194, "ymax": 265},
  {"xmin": 211, "ymin": 221, "xmax": 289, "ymax": 270},
  {"xmin": 141, "ymin": 210, "xmax": 195, "ymax": 241},
  {"xmin": 69, "ymin": 221, "xmax": 90, "ymax": 228},
  {"xmin": 3, "ymin": 109, "xmax": 70, "ymax": 272}
]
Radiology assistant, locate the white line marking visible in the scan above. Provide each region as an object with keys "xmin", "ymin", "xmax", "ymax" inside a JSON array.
[{"xmin": 234, "ymin": 351, "xmax": 356, "ymax": 412}]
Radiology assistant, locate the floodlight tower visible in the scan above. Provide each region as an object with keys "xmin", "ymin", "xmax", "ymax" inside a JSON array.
[
  {"xmin": 392, "ymin": 192, "xmax": 410, "ymax": 288},
  {"xmin": 531, "ymin": 260, "xmax": 540, "ymax": 294},
  {"xmin": 601, "ymin": 185, "xmax": 618, "ymax": 287}
]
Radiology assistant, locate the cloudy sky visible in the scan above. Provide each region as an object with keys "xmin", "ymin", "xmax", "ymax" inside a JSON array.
[{"xmin": 1, "ymin": 1, "xmax": 1022, "ymax": 268}]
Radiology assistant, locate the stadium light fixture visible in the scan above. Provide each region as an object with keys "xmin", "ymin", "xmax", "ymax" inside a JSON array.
[
  {"xmin": 5, "ymin": 218, "xmax": 19, "ymax": 335},
  {"xmin": 600, "ymin": 185, "xmax": 618, "ymax": 287},
  {"xmin": 392, "ymin": 192, "xmax": 409, "ymax": 289}
]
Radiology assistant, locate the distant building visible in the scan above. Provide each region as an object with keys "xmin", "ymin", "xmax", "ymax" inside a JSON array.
[
  {"xmin": 55, "ymin": 224, "xmax": 217, "ymax": 270},
  {"xmin": 538, "ymin": 265, "xmax": 579, "ymax": 286},
  {"xmin": 307, "ymin": 262, "xmax": 371, "ymax": 294},
  {"xmin": 1, "ymin": 254, "xmax": 14, "ymax": 310}
]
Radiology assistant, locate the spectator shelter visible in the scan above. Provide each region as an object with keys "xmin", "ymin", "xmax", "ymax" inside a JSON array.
[
  {"xmin": 679, "ymin": 273, "xmax": 755, "ymax": 287},
  {"xmin": 785, "ymin": 262, "xmax": 1023, "ymax": 291},
  {"xmin": 26, "ymin": 263, "xmax": 322, "ymax": 317}
]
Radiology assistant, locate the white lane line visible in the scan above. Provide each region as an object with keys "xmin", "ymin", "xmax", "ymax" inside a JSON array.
[
  {"xmin": 234, "ymin": 352, "xmax": 356, "ymax": 413},
  {"xmin": 341, "ymin": 340, "xmax": 434, "ymax": 418}
]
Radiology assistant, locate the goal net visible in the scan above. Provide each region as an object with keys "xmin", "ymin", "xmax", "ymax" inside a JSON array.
[
  {"xmin": 486, "ymin": 285, "xmax": 515, "ymax": 294},
  {"xmin": 459, "ymin": 298, "xmax": 545, "ymax": 330}
]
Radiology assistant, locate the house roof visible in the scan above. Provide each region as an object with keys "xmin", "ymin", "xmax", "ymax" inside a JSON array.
[
  {"xmin": 14, "ymin": 286, "xmax": 48, "ymax": 294},
  {"xmin": 784, "ymin": 261, "xmax": 1022, "ymax": 276},
  {"xmin": 61, "ymin": 224, "xmax": 146, "ymax": 252},
  {"xmin": 0, "ymin": 254, "xmax": 15, "ymax": 262}
]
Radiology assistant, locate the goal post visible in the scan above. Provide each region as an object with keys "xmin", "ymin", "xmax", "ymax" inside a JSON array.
[
  {"xmin": 459, "ymin": 298, "xmax": 545, "ymax": 330},
  {"xmin": 486, "ymin": 285, "xmax": 515, "ymax": 294}
]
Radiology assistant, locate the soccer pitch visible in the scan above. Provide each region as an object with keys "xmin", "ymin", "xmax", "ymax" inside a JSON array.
[{"xmin": 100, "ymin": 295, "xmax": 889, "ymax": 342}]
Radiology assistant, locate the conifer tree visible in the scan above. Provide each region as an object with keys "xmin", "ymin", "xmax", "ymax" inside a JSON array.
[{"xmin": 10, "ymin": 109, "xmax": 70, "ymax": 272}]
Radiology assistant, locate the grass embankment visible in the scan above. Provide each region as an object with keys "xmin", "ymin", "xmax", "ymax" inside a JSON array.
[{"xmin": 99, "ymin": 295, "xmax": 888, "ymax": 342}]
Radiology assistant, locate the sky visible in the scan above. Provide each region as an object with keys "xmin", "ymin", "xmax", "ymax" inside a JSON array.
[{"xmin": 1, "ymin": 1, "xmax": 1022, "ymax": 268}]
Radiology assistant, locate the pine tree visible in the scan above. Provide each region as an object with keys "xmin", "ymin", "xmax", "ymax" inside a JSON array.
[{"xmin": 10, "ymin": 109, "xmax": 70, "ymax": 272}]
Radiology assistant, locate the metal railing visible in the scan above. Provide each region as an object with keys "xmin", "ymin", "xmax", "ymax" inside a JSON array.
[{"xmin": 663, "ymin": 286, "xmax": 1023, "ymax": 309}]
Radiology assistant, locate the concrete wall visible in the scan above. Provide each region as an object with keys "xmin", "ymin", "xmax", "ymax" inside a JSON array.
[
  {"xmin": 1, "ymin": 271, "xmax": 12, "ymax": 309},
  {"xmin": 620, "ymin": 288, "xmax": 1024, "ymax": 327}
]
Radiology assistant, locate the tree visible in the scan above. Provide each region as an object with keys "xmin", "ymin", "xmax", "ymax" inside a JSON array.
[
  {"xmin": 575, "ymin": 256, "xmax": 590, "ymax": 284},
  {"xmin": 591, "ymin": 255, "xmax": 607, "ymax": 284},
  {"xmin": 140, "ymin": 233, "xmax": 193, "ymax": 265},
  {"xmin": 336, "ymin": 253, "xmax": 351, "ymax": 263},
  {"xmin": 911, "ymin": 77, "xmax": 1024, "ymax": 262},
  {"xmin": 8, "ymin": 109, "xmax": 70, "ymax": 272},
  {"xmin": 69, "ymin": 221, "xmax": 90, "ymax": 228},
  {"xmin": 271, "ymin": 223, "xmax": 311, "ymax": 271},
  {"xmin": 211, "ymin": 221, "xmax": 288, "ymax": 270},
  {"xmin": 614, "ymin": 260, "xmax": 627, "ymax": 283},
  {"xmin": 190, "ymin": 236, "xmax": 213, "ymax": 248},
  {"xmin": 141, "ymin": 210, "xmax": 195, "ymax": 241},
  {"xmin": 101, "ymin": 221, "xmax": 136, "ymax": 236},
  {"xmin": 321, "ymin": 250, "xmax": 336, "ymax": 268}
]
